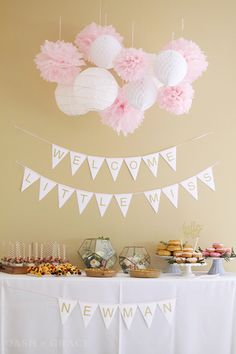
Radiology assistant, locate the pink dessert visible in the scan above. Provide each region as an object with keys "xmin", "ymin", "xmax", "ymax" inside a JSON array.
[
  {"xmin": 213, "ymin": 243, "xmax": 224, "ymax": 249},
  {"xmin": 210, "ymin": 252, "xmax": 221, "ymax": 257},
  {"xmin": 202, "ymin": 251, "xmax": 210, "ymax": 257},
  {"xmin": 206, "ymin": 248, "xmax": 216, "ymax": 252}
]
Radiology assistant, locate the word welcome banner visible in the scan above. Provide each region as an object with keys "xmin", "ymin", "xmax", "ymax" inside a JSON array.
[
  {"xmin": 52, "ymin": 144, "xmax": 177, "ymax": 180},
  {"xmin": 20, "ymin": 165, "xmax": 216, "ymax": 217},
  {"xmin": 59, "ymin": 298, "xmax": 177, "ymax": 329}
]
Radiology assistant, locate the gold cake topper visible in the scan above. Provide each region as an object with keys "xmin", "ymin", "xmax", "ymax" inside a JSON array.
[{"xmin": 182, "ymin": 221, "xmax": 203, "ymax": 240}]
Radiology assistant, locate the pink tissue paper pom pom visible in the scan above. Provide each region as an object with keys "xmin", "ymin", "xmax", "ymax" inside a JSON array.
[
  {"xmin": 35, "ymin": 40, "xmax": 85, "ymax": 84},
  {"xmin": 157, "ymin": 83, "xmax": 194, "ymax": 115},
  {"xmin": 113, "ymin": 48, "xmax": 149, "ymax": 82},
  {"xmin": 163, "ymin": 38, "xmax": 208, "ymax": 83},
  {"xmin": 99, "ymin": 87, "xmax": 144, "ymax": 136},
  {"xmin": 75, "ymin": 22, "xmax": 123, "ymax": 60}
]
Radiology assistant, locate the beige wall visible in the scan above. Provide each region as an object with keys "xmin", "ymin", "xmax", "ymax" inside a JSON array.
[{"xmin": 1, "ymin": 0, "xmax": 236, "ymax": 271}]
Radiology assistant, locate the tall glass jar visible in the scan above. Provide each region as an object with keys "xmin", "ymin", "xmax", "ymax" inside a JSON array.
[{"xmin": 119, "ymin": 246, "xmax": 151, "ymax": 273}]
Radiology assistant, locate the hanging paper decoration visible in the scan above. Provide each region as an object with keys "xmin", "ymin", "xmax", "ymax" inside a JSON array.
[
  {"xmin": 120, "ymin": 304, "xmax": 137, "ymax": 329},
  {"xmin": 163, "ymin": 38, "xmax": 208, "ymax": 83},
  {"xmin": 106, "ymin": 158, "xmax": 123, "ymax": 181},
  {"xmin": 99, "ymin": 304, "xmax": 118, "ymax": 329},
  {"xmin": 69, "ymin": 151, "xmax": 86, "ymax": 176},
  {"xmin": 35, "ymin": 40, "xmax": 84, "ymax": 84},
  {"xmin": 153, "ymin": 50, "xmax": 187, "ymax": 86},
  {"xmin": 125, "ymin": 157, "xmax": 142, "ymax": 180},
  {"xmin": 58, "ymin": 298, "xmax": 77, "ymax": 325},
  {"xmin": 99, "ymin": 87, "xmax": 144, "ymax": 136},
  {"xmin": 55, "ymin": 84, "xmax": 89, "ymax": 116},
  {"xmin": 157, "ymin": 299, "xmax": 176, "ymax": 325},
  {"xmin": 138, "ymin": 302, "xmax": 157, "ymax": 328},
  {"xmin": 19, "ymin": 165, "xmax": 216, "ymax": 217},
  {"xmin": 52, "ymin": 144, "xmax": 69, "ymax": 169},
  {"xmin": 35, "ymin": 22, "xmax": 208, "ymax": 135},
  {"xmin": 113, "ymin": 48, "xmax": 149, "ymax": 82},
  {"xmin": 142, "ymin": 153, "xmax": 160, "ymax": 177},
  {"xmin": 87, "ymin": 156, "xmax": 105, "ymax": 180},
  {"xmin": 157, "ymin": 83, "xmax": 194, "ymax": 115},
  {"xmin": 79, "ymin": 302, "xmax": 98, "ymax": 328},
  {"xmin": 89, "ymin": 35, "xmax": 122, "ymax": 69},
  {"xmin": 124, "ymin": 77, "xmax": 159, "ymax": 111},
  {"xmin": 73, "ymin": 67, "xmax": 119, "ymax": 111}
]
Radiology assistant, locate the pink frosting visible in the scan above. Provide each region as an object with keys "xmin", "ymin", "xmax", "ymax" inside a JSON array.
[
  {"xmin": 209, "ymin": 252, "xmax": 221, "ymax": 257},
  {"xmin": 206, "ymin": 248, "xmax": 215, "ymax": 252},
  {"xmin": 202, "ymin": 251, "xmax": 210, "ymax": 257}
]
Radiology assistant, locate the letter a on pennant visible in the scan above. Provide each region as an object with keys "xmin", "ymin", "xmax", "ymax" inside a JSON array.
[
  {"xmin": 162, "ymin": 184, "xmax": 179, "ymax": 208},
  {"xmin": 52, "ymin": 144, "xmax": 69, "ymax": 169},
  {"xmin": 144, "ymin": 189, "xmax": 161, "ymax": 213},
  {"xmin": 58, "ymin": 298, "xmax": 77, "ymax": 325},
  {"xmin": 120, "ymin": 304, "xmax": 137, "ymax": 329},
  {"xmin": 58, "ymin": 184, "xmax": 75, "ymax": 208},
  {"xmin": 99, "ymin": 304, "xmax": 118, "ymax": 329},
  {"xmin": 160, "ymin": 147, "xmax": 177, "ymax": 171},
  {"xmin": 21, "ymin": 167, "xmax": 40, "ymax": 192},
  {"xmin": 95, "ymin": 194, "xmax": 113, "ymax": 217},
  {"xmin": 76, "ymin": 190, "xmax": 93, "ymax": 214},
  {"xmin": 114, "ymin": 194, "xmax": 132, "ymax": 217},
  {"xmin": 39, "ymin": 176, "xmax": 56, "ymax": 201},
  {"xmin": 138, "ymin": 302, "xmax": 157, "ymax": 328},
  {"xmin": 197, "ymin": 167, "xmax": 216, "ymax": 191}
]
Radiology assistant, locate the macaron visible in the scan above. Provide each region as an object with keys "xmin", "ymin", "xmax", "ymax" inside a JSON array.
[
  {"xmin": 213, "ymin": 243, "xmax": 224, "ymax": 249},
  {"xmin": 209, "ymin": 252, "xmax": 221, "ymax": 257}
]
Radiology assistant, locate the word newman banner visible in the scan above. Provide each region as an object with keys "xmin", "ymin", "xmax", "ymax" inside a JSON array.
[{"xmin": 20, "ymin": 165, "xmax": 216, "ymax": 217}]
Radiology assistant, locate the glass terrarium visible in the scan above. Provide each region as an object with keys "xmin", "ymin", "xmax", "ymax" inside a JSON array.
[
  {"xmin": 78, "ymin": 237, "xmax": 117, "ymax": 269},
  {"xmin": 119, "ymin": 246, "xmax": 151, "ymax": 273}
]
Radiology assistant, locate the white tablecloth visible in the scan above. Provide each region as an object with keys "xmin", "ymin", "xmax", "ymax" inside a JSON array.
[{"xmin": 1, "ymin": 272, "xmax": 236, "ymax": 354}]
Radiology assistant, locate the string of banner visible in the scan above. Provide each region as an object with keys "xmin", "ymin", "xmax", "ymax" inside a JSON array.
[
  {"xmin": 19, "ymin": 163, "xmax": 217, "ymax": 217},
  {"xmin": 15, "ymin": 125, "xmax": 212, "ymax": 180},
  {"xmin": 4, "ymin": 284, "xmax": 176, "ymax": 329}
]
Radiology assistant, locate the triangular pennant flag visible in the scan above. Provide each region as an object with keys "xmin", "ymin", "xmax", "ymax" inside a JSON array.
[
  {"xmin": 142, "ymin": 153, "xmax": 160, "ymax": 177},
  {"xmin": 39, "ymin": 176, "xmax": 56, "ymax": 201},
  {"xmin": 106, "ymin": 158, "xmax": 123, "ymax": 181},
  {"xmin": 160, "ymin": 147, "xmax": 177, "ymax": 171},
  {"xmin": 70, "ymin": 151, "xmax": 86, "ymax": 176},
  {"xmin": 120, "ymin": 304, "xmax": 137, "ymax": 329},
  {"xmin": 162, "ymin": 184, "xmax": 179, "ymax": 208},
  {"xmin": 197, "ymin": 167, "xmax": 215, "ymax": 191},
  {"xmin": 181, "ymin": 176, "xmax": 198, "ymax": 200},
  {"xmin": 21, "ymin": 168, "xmax": 40, "ymax": 192},
  {"xmin": 76, "ymin": 190, "xmax": 93, "ymax": 214},
  {"xmin": 138, "ymin": 302, "xmax": 157, "ymax": 328},
  {"xmin": 125, "ymin": 157, "xmax": 142, "ymax": 180},
  {"xmin": 58, "ymin": 184, "xmax": 75, "ymax": 208},
  {"xmin": 157, "ymin": 299, "xmax": 176, "ymax": 325},
  {"xmin": 114, "ymin": 194, "xmax": 132, "ymax": 217},
  {"xmin": 144, "ymin": 189, "xmax": 161, "ymax": 213},
  {"xmin": 58, "ymin": 298, "xmax": 77, "ymax": 325},
  {"xmin": 52, "ymin": 144, "xmax": 69, "ymax": 169},
  {"xmin": 99, "ymin": 304, "xmax": 118, "ymax": 329},
  {"xmin": 79, "ymin": 302, "xmax": 98, "ymax": 328},
  {"xmin": 87, "ymin": 156, "xmax": 105, "ymax": 180},
  {"xmin": 95, "ymin": 194, "xmax": 113, "ymax": 217}
]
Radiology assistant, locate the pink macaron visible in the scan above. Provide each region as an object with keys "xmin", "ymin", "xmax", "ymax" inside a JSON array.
[
  {"xmin": 212, "ymin": 243, "xmax": 224, "ymax": 249},
  {"xmin": 206, "ymin": 248, "xmax": 216, "ymax": 252},
  {"xmin": 202, "ymin": 251, "xmax": 210, "ymax": 257},
  {"xmin": 210, "ymin": 252, "xmax": 221, "ymax": 257}
]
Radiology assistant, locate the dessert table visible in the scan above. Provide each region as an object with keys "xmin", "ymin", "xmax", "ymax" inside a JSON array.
[{"xmin": 1, "ymin": 272, "xmax": 236, "ymax": 354}]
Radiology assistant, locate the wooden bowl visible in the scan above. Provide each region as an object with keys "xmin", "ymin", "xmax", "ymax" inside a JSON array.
[
  {"xmin": 84, "ymin": 268, "xmax": 117, "ymax": 277},
  {"xmin": 129, "ymin": 269, "xmax": 160, "ymax": 278}
]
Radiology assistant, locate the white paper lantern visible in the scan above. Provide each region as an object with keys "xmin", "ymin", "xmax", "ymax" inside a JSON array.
[
  {"xmin": 153, "ymin": 50, "xmax": 187, "ymax": 86},
  {"xmin": 125, "ymin": 77, "xmax": 159, "ymax": 111},
  {"xmin": 55, "ymin": 84, "xmax": 89, "ymax": 116},
  {"xmin": 73, "ymin": 67, "xmax": 119, "ymax": 111},
  {"xmin": 89, "ymin": 35, "xmax": 122, "ymax": 69}
]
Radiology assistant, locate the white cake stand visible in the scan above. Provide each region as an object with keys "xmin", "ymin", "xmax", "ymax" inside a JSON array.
[
  {"xmin": 207, "ymin": 257, "xmax": 236, "ymax": 275},
  {"xmin": 177, "ymin": 263, "xmax": 206, "ymax": 278},
  {"xmin": 155, "ymin": 255, "xmax": 181, "ymax": 274}
]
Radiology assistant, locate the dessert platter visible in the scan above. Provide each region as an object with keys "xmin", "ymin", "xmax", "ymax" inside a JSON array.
[
  {"xmin": 27, "ymin": 263, "xmax": 81, "ymax": 277},
  {"xmin": 128, "ymin": 268, "xmax": 160, "ymax": 278},
  {"xmin": 201, "ymin": 243, "xmax": 236, "ymax": 275},
  {"xmin": 84, "ymin": 268, "xmax": 117, "ymax": 277}
]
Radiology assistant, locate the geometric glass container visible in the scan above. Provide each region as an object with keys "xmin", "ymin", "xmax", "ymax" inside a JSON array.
[
  {"xmin": 119, "ymin": 246, "xmax": 151, "ymax": 273},
  {"xmin": 78, "ymin": 237, "xmax": 117, "ymax": 269}
]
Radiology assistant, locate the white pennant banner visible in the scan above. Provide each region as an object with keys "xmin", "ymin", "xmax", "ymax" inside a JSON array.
[
  {"xmin": 160, "ymin": 147, "xmax": 177, "ymax": 171},
  {"xmin": 144, "ymin": 189, "xmax": 161, "ymax": 213},
  {"xmin": 106, "ymin": 158, "xmax": 123, "ymax": 181},
  {"xmin": 120, "ymin": 304, "xmax": 137, "ymax": 330},
  {"xmin": 58, "ymin": 298, "xmax": 77, "ymax": 325},
  {"xmin": 52, "ymin": 144, "xmax": 69, "ymax": 169},
  {"xmin": 99, "ymin": 304, "xmax": 118, "ymax": 329},
  {"xmin": 21, "ymin": 167, "xmax": 40, "ymax": 192},
  {"xmin": 197, "ymin": 167, "xmax": 216, "ymax": 191},
  {"xmin": 157, "ymin": 299, "xmax": 176, "ymax": 325},
  {"xmin": 70, "ymin": 151, "xmax": 86, "ymax": 176},
  {"xmin": 58, "ymin": 184, "xmax": 75, "ymax": 208},
  {"xmin": 87, "ymin": 156, "xmax": 105, "ymax": 180},
  {"xmin": 162, "ymin": 184, "xmax": 179, "ymax": 208},
  {"xmin": 39, "ymin": 176, "xmax": 56, "ymax": 201},
  {"xmin": 181, "ymin": 176, "xmax": 198, "ymax": 200},
  {"xmin": 125, "ymin": 157, "xmax": 142, "ymax": 180},
  {"xmin": 142, "ymin": 153, "xmax": 160, "ymax": 177},
  {"xmin": 79, "ymin": 303, "xmax": 98, "ymax": 328},
  {"xmin": 114, "ymin": 194, "xmax": 132, "ymax": 217},
  {"xmin": 95, "ymin": 194, "xmax": 113, "ymax": 217},
  {"xmin": 76, "ymin": 190, "xmax": 93, "ymax": 214},
  {"xmin": 138, "ymin": 302, "xmax": 157, "ymax": 328}
]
